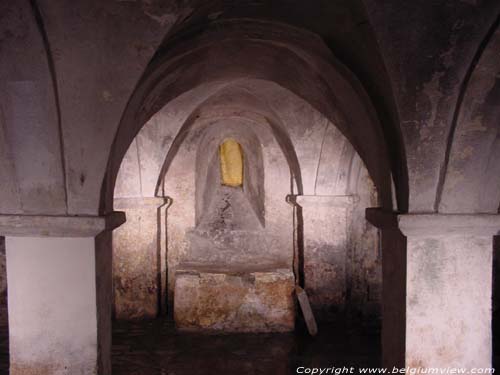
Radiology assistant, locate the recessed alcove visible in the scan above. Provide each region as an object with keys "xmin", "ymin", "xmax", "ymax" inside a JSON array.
[
  {"xmin": 170, "ymin": 120, "xmax": 296, "ymax": 332},
  {"xmin": 111, "ymin": 80, "xmax": 382, "ymax": 335}
]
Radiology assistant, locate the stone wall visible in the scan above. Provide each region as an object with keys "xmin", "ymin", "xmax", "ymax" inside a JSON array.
[
  {"xmin": 112, "ymin": 82, "xmax": 382, "ymax": 327},
  {"xmin": 112, "ymin": 198, "xmax": 166, "ymax": 320},
  {"xmin": 163, "ymin": 118, "xmax": 294, "ymax": 312},
  {"xmin": 347, "ymin": 162, "xmax": 382, "ymax": 328},
  {"xmin": 294, "ymin": 165, "xmax": 381, "ymax": 325},
  {"xmin": 174, "ymin": 268, "xmax": 295, "ymax": 333}
]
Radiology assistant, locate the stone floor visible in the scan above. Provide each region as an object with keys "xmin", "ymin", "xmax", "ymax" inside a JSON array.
[
  {"xmin": 112, "ymin": 319, "xmax": 380, "ymax": 375},
  {"xmin": 0, "ymin": 314, "xmax": 380, "ymax": 375},
  {"xmin": 1, "ymin": 316, "xmax": 498, "ymax": 374},
  {"xmin": 0, "ymin": 323, "xmax": 379, "ymax": 375},
  {"xmin": 0, "ymin": 305, "xmax": 8, "ymax": 375}
]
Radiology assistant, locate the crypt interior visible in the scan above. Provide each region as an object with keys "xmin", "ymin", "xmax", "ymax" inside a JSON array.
[{"xmin": 0, "ymin": 1, "xmax": 499, "ymax": 374}]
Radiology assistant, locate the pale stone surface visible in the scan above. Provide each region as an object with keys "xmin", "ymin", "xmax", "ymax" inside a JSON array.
[
  {"xmin": 405, "ymin": 235, "xmax": 492, "ymax": 368},
  {"xmin": 368, "ymin": 210, "xmax": 497, "ymax": 368},
  {"xmin": 1, "ymin": 2, "xmax": 500, "ymax": 372},
  {"xmin": 6, "ymin": 237, "xmax": 106, "ymax": 374},
  {"xmin": 399, "ymin": 213, "xmax": 500, "ymax": 236},
  {"xmin": 0, "ymin": 212, "xmax": 125, "ymax": 237},
  {"xmin": 113, "ymin": 198, "xmax": 166, "ymax": 320},
  {"xmin": 110, "ymin": 44, "xmax": 382, "ymax": 327},
  {"xmin": 113, "ymin": 107, "xmax": 380, "ymax": 325},
  {"xmin": 161, "ymin": 117, "xmax": 295, "ymax": 314},
  {"xmin": 174, "ymin": 268, "xmax": 295, "ymax": 332},
  {"xmin": 296, "ymin": 195, "xmax": 353, "ymax": 319}
]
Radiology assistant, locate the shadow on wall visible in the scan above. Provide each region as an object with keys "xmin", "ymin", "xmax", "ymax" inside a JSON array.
[
  {"xmin": 493, "ymin": 235, "xmax": 500, "ymax": 366},
  {"xmin": 0, "ymin": 236, "xmax": 8, "ymax": 374},
  {"xmin": 0, "ymin": 236, "xmax": 6, "ymax": 326}
]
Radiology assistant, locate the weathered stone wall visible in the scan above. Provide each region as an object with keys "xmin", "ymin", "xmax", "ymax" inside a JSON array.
[
  {"xmin": 113, "ymin": 82, "xmax": 382, "ymax": 327},
  {"xmin": 347, "ymin": 160, "xmax": 382, "ymax": 328},
  {"xmin": 112, "ymin": 198, "xmax": 166, "ymax": 320},
  {"xmin": 399, "ymin": 217, "xmax": 495, "ymax": 368},
  {"xmin": 174, "ymin": 268, "xmax": 295, "ymax": 333},
  {"xmin": 297, "ymin": 195, "xmax": 352, "ymax": 320},
  {"xmin": 294, "ymin": 164, "xmax": 380, "ymax": 324},
  {"xmin": 163, "ymin": 117, "xmax": 294, "ymax": 310}
]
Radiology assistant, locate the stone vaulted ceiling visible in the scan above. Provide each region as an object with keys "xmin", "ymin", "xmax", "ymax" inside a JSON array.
[{"xmin": 0, "ymin": 0, "xmax": 499, "ymax": 216}]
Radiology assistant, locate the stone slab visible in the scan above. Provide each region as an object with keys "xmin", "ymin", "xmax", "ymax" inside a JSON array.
[
  {"xmin": 0, "ymin": 211, "xmax": 126, "ymax": 237},
  {"xmin": 293, "ymin": 194, "xmax": 359, "ymax": 208},
  {"xmin": 398, "ymin": 213, "xmax": 500, "ymax": 237},
  {"xmin": 366, "ymin": 208, "xmax": 500, "ymax": 237},
  {"xmin": 174, "ymin": 268, "xmax": 295, "ymax": 332},
  {"xmin": 114, "ymin": 197, "xmax": 169, "ymax": 210}
]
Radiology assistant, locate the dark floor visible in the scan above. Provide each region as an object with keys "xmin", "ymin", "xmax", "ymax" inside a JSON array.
[
  {"xmin": 112, "ymin": 319, "xmax": 380, "ymax": 375},
  {"xmin": 0, "ymin": 305, "xmax": 8, "ymax": 375},
  {"xmin": 2, "ymin": 315, "xmax": 500, "ymax": 374},
  {"xmin": 0, "ymin": 316, "xmax": 380, "ymax": 375}
]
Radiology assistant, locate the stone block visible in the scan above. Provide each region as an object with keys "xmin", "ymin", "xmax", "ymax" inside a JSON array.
[{"xmin": 174, "ymin": 268, "xmax": 295, "ymax": 332}]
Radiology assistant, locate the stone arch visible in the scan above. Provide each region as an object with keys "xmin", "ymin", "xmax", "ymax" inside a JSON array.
[
  {"xmin": 0, "ymin": 0, "xmax": 66, "ymax": 215},
  {"xmin": 439, "ymin": 17, "xmax": 500, "ymax": 213},
  {"xmin": 153, "ymin": 81, "xmax": 304, "ymax": 200},
  {"xmin": 103, "ymin": 19, "xmax": 400, "ymax": 214},
  {"xmin": 108, "ymin": 17, "xmax": 392, "ymax": 334}
]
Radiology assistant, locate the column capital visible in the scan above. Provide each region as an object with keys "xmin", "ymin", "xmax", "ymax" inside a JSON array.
[
  {"xmin": 366, "ymin": 208, "xmax": 500, "ymax": 237},
  {"xmin": 398, "ymin": 213, "xmax": 500, "ymax": 237},
  {"xmin": 290, "ymin": 195, "xmax": 359, "ymax": 208},
  {"xmin": 0, "ymin": 211, "xmax": 125, "ymax": 237},
  {"xmin": 113, "ymin": 196, "xmax": 170, "ymax": 210}
]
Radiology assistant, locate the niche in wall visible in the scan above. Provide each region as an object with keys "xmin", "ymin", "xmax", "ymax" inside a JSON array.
[
  {"xmin": 170, "ymin": 120, "xmax": 296, "ymax": 332},
  {"xmin": 219, "ymin": 139, "xmax": 243, "ymax": 188}
]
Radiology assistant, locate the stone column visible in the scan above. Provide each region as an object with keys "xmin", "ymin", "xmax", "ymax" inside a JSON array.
[
  {"xmin": 113, "ymin": 197, "xmax": 167, "ymax": 319},
  {"xmin": 367, "ymin": 209, "xmax": 499, "ymax": 369},
  {"xmin": 294, "ymin": 195, "xmax": 357, "ymax": 320},
  {"xmin": 0, "ymin": 212, "xmax": 125, "ymax": 375},
  {"xmin": 400, "ymin": 214, "xmax": 497, "ymax": 369},
  {"xmin": 366, "ymin": 208, "xmax": 407, "ymax": 367}
]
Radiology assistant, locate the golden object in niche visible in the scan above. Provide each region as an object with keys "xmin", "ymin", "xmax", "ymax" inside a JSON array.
[{"xmin": 219, "ymin": 139, "xmax": 243, "ymax": 187}]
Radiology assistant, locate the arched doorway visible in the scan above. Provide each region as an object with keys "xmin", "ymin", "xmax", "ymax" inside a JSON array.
[{"xmin": 109, "ymin": 71, "xmax": 386, "ymax": 372}]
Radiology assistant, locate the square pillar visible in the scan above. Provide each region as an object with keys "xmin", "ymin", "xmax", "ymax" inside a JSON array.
[
  {"xmin": 367, "ymin": 209, "xmax": 499, "ymax": 370},
  {"xmin": 0, "ymin": 213, "xmax": 124, "ymax": 375},
  {"xmin": 113, "ymin": 197, "xmax": 167, "ymax": 320},
  {"xmin": 295, "ymin": 195, "xmax": 357, "ymax": 319},
  {"xmin": 399, "ymin": 214, "xmax": 497, "ymax": 369}
]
